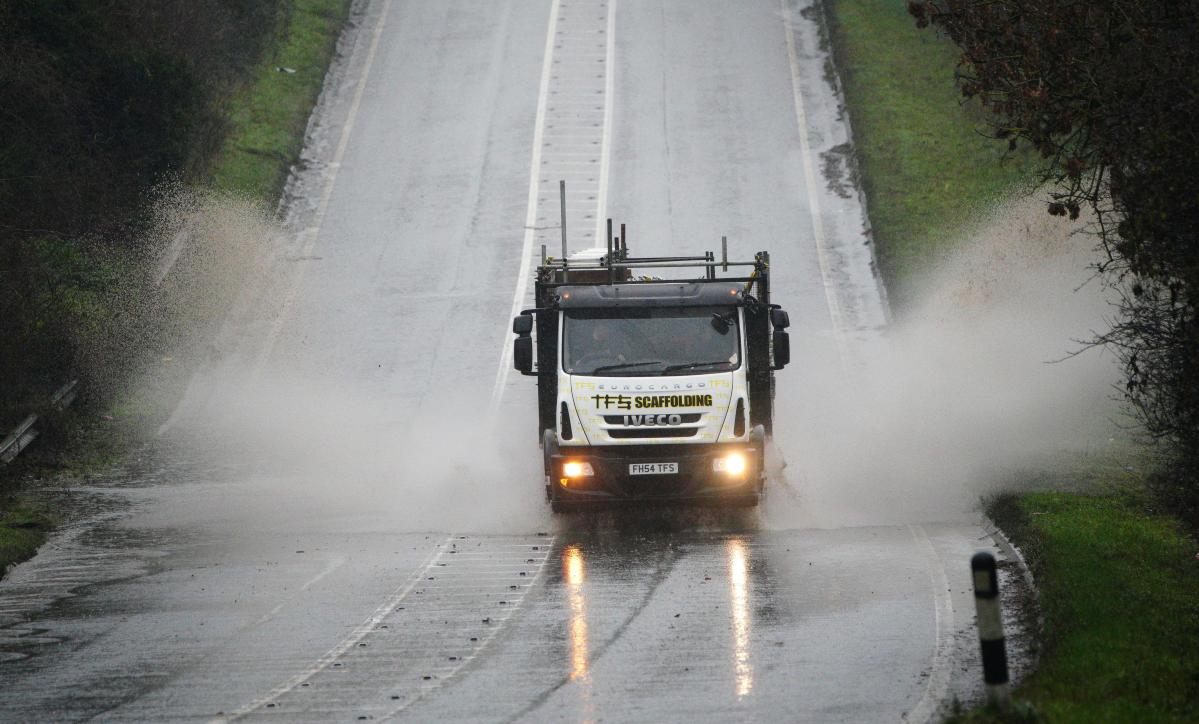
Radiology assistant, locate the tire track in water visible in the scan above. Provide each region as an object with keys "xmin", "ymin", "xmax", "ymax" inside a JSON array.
[
  {"xmin": 503, "ymin": 541, "xmax": 678, "ymax": 723},
  {"xmin": 229, "ymin": 534, "xmax": 555, "ymax": 721}
]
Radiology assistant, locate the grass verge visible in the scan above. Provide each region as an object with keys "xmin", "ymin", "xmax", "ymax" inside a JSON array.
[
  {"xmin": 114, "ymin": 0, "xmax": 352, "ymax": 430},
  {"xmin": 0, "ymin": 503, "xmax": 52, "ymax": 581},
  {"xmin": 824, "ymin": 0, "xmax": 1036, "ymax": 304},
  {"xmin": 0, "ymin": 0, "xmax": 352, "ymax": 569},
  {"xmin": 824, "ymin": 2, "xmax": 1197, "ymax": 720},
  {"xmin": 965, "ymin": 493, "xmax": 1199, "ymax": 723},
  {"xmin": 211, "ymin": 0, "xmax": 353, "ymax": 202}
]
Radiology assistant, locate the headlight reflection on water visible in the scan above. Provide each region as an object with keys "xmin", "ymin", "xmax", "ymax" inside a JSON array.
[
  {"xmin": 564, "ymin": 545, "xmax": 590, "ymax": 682},
  {"xmin": 561, "ymin": 544, "xmax": 596, "ymax": 723},
  {"xmin": 727, "ymin": 538, "xmax": 754, "ymax": 698},
  {"xmin": 558, "ymin": 540, "xmax": 752, "ymax": 706}
]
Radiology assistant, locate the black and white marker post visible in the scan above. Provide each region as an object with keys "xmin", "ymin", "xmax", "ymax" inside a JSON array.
[{"xmin": 971, "ymin": 551, "xmax": 1011, "ymax": 711}]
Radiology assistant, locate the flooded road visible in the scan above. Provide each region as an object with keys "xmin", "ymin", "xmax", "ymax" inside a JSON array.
[
  {"xmin": 0, "ymin": 0, "xmax": 1014, "ymax": 720},
  {"xmin": 0, "ymin": 457, "xmax": 991, "ymax": 721}
]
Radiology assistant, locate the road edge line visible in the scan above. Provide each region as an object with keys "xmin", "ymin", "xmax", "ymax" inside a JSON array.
[
  {"xmin": 218, "ymin": 536, "xmax": 453, "ymax": 721},
  {"xmin": 907, "ymin": 524, "xmax": 956, "ymax": 724},
  {"xmin": 250, "ymin": 0, "xmax": 396, "ymax": 376},
  {"xmin": 592, "ymin": 0, "xmax": 618, "ymax": 250},
  {"xmin": 781, "ymin": 0, "xmax": 851, "ymax": 371},
  {"xmin": 378, "ymin": 535, "xmax": 558, "ymax": 719},
  {"xmin": 489, "ymin": 0, "xmax": 565, "ymax": 415}
]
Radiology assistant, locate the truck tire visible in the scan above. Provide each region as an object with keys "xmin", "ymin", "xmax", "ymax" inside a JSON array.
[
  {"xmin": 541, "ymin": 429, "xmax": 558, "ymax": 501},
  {"xmin": 750, "ymin": 424, "xmax": 768, "ymax": 495}
]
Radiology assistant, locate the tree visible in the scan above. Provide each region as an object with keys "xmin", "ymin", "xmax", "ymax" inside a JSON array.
[
  {"xmin": 0, "ymin": 0, "xmax": 283, "ymax": 412},
  {"xmin": 908, "ymin": 0, "xmax": 1199, "ymax": 516}
]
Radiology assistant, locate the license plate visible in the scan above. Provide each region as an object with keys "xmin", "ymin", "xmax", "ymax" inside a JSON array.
[{"xmin": 629, "ymin": 462, "xmax": 678, "ymax": 475}]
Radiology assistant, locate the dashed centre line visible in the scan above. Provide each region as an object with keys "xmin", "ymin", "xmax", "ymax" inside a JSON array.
[
  {"xmin": 492, "ymin": 0, "xmax": 617, "ymax": 412},
  {"xmin": 227, "ymin": 535, "xmax": 555, "ymax": 721}
]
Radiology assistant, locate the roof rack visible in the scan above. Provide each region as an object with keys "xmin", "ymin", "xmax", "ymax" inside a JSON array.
[{"xmin": 535, "ymin": 181, "xmax": 770, "ymax": 305}]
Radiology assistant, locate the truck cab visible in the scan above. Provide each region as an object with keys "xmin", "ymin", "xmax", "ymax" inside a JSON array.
[{"xmin": 512, "ymin": 231, "xmax": 790, "ymax": 512}]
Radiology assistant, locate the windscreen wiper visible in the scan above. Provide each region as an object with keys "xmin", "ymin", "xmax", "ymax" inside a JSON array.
[
  {"xmin": 590, "ymin": 360, "xmax": 664, "ymax": 373},
  {"xmin": 662, "ymin": 360, "xmax": 733, "ymax": 373}
]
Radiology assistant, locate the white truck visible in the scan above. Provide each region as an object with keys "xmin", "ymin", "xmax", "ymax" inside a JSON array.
[{"xmin": 512, "ymin": 217, "xmax": 791, "ymax": 512}]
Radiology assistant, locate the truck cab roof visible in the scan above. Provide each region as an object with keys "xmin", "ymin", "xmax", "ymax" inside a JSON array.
[{"xmin": 557, "ymin": 282, "xmax": 745, "ymax": 309}]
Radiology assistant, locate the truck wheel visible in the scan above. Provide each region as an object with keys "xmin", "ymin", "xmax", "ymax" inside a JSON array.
[
  {"xmin": 542, "ymin": 429, "xmax": 558, "ymax": 501},
  {"xmin": 541, "ymin": 429, "xmax": 558, "ymax": 475}
]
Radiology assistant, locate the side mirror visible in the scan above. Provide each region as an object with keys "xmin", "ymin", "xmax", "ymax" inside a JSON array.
[
  {"xmin": 772, "ymin": 330, "xmax": 790, "ymax": 370},
  {"xmin": 770, "ymin": 308, "xmax": 790, "ymax": 329},
  {"xmin": 514, "ymin": 336, "xmax": 534, "ymax": 374},
  {"xmin": 514, "ymin": 313, "xmax": 535, "ymax": 375}
]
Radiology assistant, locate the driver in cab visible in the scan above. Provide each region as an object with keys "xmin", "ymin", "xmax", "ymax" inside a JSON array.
[
  {"xmin": 567, "ymin": 320, "xmax": 640, "ymax": 374},
  {"xmin": 587, "ymin": 321, "xmax": 633, "ymax": 364}
]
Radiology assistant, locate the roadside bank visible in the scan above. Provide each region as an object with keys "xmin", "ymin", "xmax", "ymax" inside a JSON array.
[
  {"xmin": 0, "ymin": 506, "xmax": 52, "ymax": 581},
  {"xmin": 963, "ymin": 492, "xmax": 1199, "ymax": 722},
  {"xmin": 823, "ymin": 0, "xmax": 1034, "ymax": 308},
  {"xmin": 0, "ymin": 0, "xmax": 353, "ymax": 579},
  {"xmin": 824, "ymin": 1, "xmax": 1193, "ymax": 720}
]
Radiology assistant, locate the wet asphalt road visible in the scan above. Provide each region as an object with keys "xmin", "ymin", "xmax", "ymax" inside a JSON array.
[{"xmin": 1, "ymin": 1, "xmax": 1011, "ymax": 721}]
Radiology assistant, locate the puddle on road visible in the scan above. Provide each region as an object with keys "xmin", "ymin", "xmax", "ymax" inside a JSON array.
[{"xmin": 0, "ymin": 444, "xmax": 225, "ymax": 661}]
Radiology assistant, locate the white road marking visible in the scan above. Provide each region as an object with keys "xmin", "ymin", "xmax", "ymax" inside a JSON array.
[
  {"xmin": 221, "ymin": 535, "xmax": 556, "ymax": 720},
  {"xmin": 377, "ymin": 536, "xmax": 556, "ymax": 719},
  {"xmin": 250, "ymin": 0, "xmax": 395, "ymax": 375},
  {"xmin": 906, "ymin": 524, "xmax": 955, "ymax": 724},
  {"xmin": 593, "ymin": 0, "xmax": 618, "ymax": 249},
  {"xmin": 490, "ymin": 0, "xmax": 563, "ymax": 415},
  {"xmin": 217, "ymin": 537, "xmax": 453, "ymax": 721},
  {"xmin": 491, "ymin": 0, "xmax": 617, "ymax": 413},
  {"xmin": 251, "ymin": 555, "xmax": 345, "ymax": 626},
  {"xmin": 783, "ymin": 6, "xmax": 957, "ymax": 718},
  {"xmin": 781, "ymin": 0, "xmax": 851, "ymax": 371},
  {"xmin": 156, "ymin": 0, "xmax": 394, "ymax": 437}
]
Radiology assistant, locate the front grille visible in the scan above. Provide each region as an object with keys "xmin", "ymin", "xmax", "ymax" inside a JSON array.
[
  {"xmin": 581, "ymin": 443, "xmax": 737, "ymax": 459},
  {"xmin": 608, "ymin": 427, "xmax": 698, "ymax": 439},
  {"xmin": 602, "ymin": 413, "xmax": 702, "ymax": 424}
]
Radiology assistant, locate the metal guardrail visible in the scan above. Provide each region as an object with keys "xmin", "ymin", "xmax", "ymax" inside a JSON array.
[{"xmin": 0, "ymin": 380, "xmax": 79, "ymax": 464}]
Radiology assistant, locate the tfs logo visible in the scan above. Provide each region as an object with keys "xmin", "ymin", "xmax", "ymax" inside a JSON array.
[{"xmin": 622, "ymin": 414, "xmax": 682, "ymax": 427}]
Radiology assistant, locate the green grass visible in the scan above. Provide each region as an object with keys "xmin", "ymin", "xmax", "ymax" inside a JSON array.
[
  {"xmin": 1, "ymin": 0, "xmax": 353, "ymax": 569},
  {"xmin": 211, "ymin": 0, "xmax": 352, "ymax": 202},
  {"xmin": 970, "ymin": 493, "xmax": 1199, "ymax": 723},
  {"xmin": 826, "ymin": 0, "xmax": 1036, "ymax": 303},
  {"xmin": 825, "ymin": 4, "xmax": 1198, "ymax": 721},
  {"xmin": 0, "ymin": 503, "xmax": 51, "ymax": 581}
]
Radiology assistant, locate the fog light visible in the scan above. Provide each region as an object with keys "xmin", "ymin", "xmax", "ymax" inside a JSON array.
[
  {"xmin": 563, "ymin": 461, "xmax": 594, "ymax": 478},
  {"xmin": 713, "ymin": 453, "xmax": 747, "ymax": 475}
]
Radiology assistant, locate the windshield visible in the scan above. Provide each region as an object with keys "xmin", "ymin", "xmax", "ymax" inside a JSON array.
[{"xmin": 562, "ymin": 306, "xmax": 741, "ymax": 376}]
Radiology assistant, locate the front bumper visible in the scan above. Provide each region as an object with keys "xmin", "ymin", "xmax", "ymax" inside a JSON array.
[{"xmin": 549, "ymin": 438, "xmax": 763, "ymax": 503}]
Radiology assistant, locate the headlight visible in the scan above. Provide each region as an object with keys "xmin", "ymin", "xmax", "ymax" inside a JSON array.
[
  {"xmin": 713, "ymin": 452, "xmax": 747, "ymax": 475},
  {"xmin": 563, "ymin": 461, "xmax": 595, "ymax": 477}
]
